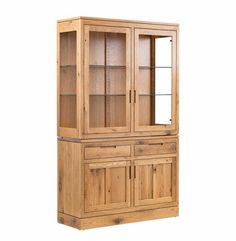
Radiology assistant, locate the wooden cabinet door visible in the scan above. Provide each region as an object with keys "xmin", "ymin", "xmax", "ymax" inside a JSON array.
[
  {"xmin": 84, "ymin": 161, "xmax": 131, "ymax": 212},
  {"xmin": 134, "ymin": 28, "xmax": 178, "ymax": 134},
  {"xmin": 84, "ymin": 25, "xmax": 131, "ymax": 134},
  {"xmin": 134, "ymin": 158, "xmax": 177, "ymax": 206}
]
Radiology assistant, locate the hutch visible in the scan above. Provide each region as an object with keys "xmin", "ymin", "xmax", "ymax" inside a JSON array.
[{"xmin": 57, "ymin": 16, "xmax": 179, "ymax": 229}]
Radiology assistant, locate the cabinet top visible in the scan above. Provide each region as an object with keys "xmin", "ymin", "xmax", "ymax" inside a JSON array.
[{"xmin": 57, "ymin": 16, "xmax": 179, "ymax": 26}]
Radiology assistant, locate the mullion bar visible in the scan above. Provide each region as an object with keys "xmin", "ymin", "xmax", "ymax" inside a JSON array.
[
  {"xmin": 150, "ymin": 36, "xmax": 156, "ymax": 125},
  {"xmin": 104, "ymin": 32, "xmax": 107, "ymax": 128}
]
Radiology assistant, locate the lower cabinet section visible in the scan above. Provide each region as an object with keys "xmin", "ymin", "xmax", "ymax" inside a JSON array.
[
  {"xmin": 84, "ymin": 161, "xmax": 131, "ymax": 212},
  {"xmin": 58, "ymin": 136, "xmax": 178, "ymax": 229}
]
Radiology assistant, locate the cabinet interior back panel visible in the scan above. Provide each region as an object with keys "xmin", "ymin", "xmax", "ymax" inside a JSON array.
[{"xmin": 89, "ymin": 30, "xmax": 126, "ymax": 128}]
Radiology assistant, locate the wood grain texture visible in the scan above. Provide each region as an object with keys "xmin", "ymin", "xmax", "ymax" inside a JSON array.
[
  {"xmin": 89, "ymin": 96, "xmax": 105, "ymax": 128},
  {"xmin": 84, "ymin": 145, "xmax": 131, "ymax": 159},
  {"xmin": 134, "ymin": 158, "xmax": 176, "ymax": 206},
  {"xmin": 58, "ymin": 127, "xmax": 78, "ymax": 138},
  {"xmin": 57, "ymin": 17, "xmax": 179, "ymax": 138},
  {"xmin": 139, "ymin": 96, "xmax": 152, "ymax": 126},
  {"xmin": 58, "ymin": 137, "xmax": 178, "ymax": 220},
  {"xmin": 58, "ymin": 16, "xmax": 179, "ymax": 27},
  {"xmin": 89, "ymin": 31, "xmax": 105, "ymax": 65},
  {"xmin": 58, "ymin": 141, "xmax": 82, "ymax": 217},
  {"xmin": 134, "ymin": 28, "xmax": 178, "ymax": 133},
  {"xmin": 60, "ymin": 31, "xmax": 76, "ymax": 66},
  {"xmin": 58, "ymin": 206, "xmax": 178, "ymax": 229},
  {"xmin": 57, "ymin": 17, "xmax": 179, "ymax": 229},
  {"xmin": 77, "ymin": 19, "xmax": 82, "ymax": 139},
  {"xmin": 59, "ymin": 32, "xmax": 77, "ymax": 127},
  {"xmin": 60, "ymin": 66, "xmax": 76, "ymax": 94},
  {"xmin": 84, "ymin": 161, "xmax": 131, "ymax": 212},
  {"xmin": 60, "ymin": 95, "xmax": 76, "ymax": 128},
  {"xmin": 135, "ymin": 142, "xmax": 176, "ymax": 156},
  {"xmin": 57, "ymin": 24, "xmax": 79, "ymax": 137},
  {"xmin": 84, "ymin": 25, "xmax": 131, "ymax": 134}
]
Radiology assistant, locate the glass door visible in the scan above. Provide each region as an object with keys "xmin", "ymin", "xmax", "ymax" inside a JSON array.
[
  {"xmin": 134, "ymin": 29, "xmax": 177, "ymax": 133},
  {"xmin": 84, "ymin": 26, "xmax": 131, "ymax": 134}
]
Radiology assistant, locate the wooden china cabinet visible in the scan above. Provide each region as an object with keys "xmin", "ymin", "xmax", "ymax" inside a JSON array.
[{"xmin": 57, "ymin": 16, "xmax": 179, "ymax": 230}]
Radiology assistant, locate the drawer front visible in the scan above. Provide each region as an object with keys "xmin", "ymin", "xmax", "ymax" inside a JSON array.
[
  {"xmin": 135, "ymin": 142, "xmax": 176, "ymax": 156},
  {"xmin": 85, "ymin": 145, "xmax": 131, "ymax": 159}
]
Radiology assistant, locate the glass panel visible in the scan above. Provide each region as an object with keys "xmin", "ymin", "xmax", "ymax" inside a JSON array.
[
  {"xmin": 59, "ymin": 31, "xmax": 76, "ymax": 128},
  {"xmin": 155, "ymin": 95, "xmax": 171, "ymax": 124},
  {"xmin": 89, "ymin": 96, "xmax": 105, "ymax": 128},
  {"xmin": 89, "ymin": 31, "xmax": 126, "ymax": 128},
  {"xmin": 155, "ymin": 37, "xmax": 172, "ymax": 67},
  {"xmin": 155, "ymin": 68, "xmax": 171, "ymax": 94},
  {"xmin": 106, "ymin": 68, "xmax": 126, "ymax": 95},
  {"xmin": 138, "ymin": 35, "xmax": 172, "ymax": 126}
]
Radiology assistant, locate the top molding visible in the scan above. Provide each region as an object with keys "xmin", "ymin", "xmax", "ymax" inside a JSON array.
[{"xmin": 57, "ymin": 16, "xmax": 179, "ymax": 27}]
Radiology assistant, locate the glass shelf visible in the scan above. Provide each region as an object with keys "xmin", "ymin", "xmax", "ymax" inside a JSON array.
[
  {"xmin": 90, "ymin": 94, "xmax": 126, "ymax": 96},
  {"xmin": 139, "ymin": 66, "xmax": 172, "ymax": 69},
  {"xmin": 60, "ymin": 93, "xmax": 76, "ymax": 96},
  {"xmin": 139, "ymin": 94, "xmax": 172, "ymax": 96},
  {"xmin": 60, "ymin": 65, "xmax": 76, "ymax": 68},
  {"xmin": 90, "ymin": 65, "xmax": 126, "ymax": 69}
]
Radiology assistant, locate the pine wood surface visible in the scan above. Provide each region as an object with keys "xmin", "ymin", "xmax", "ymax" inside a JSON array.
[
  {"xmin": 58, "ymin": 137, "xmax": 178, "ymax": 221},
  {"xmin": 57, "ymin": 17, "xmax": 179, "ymax": 139},
  {"xmin": 58, "ymin": 206, "xmax": 178, "ymax": 230},
  {"xmin": 57, "ymin": 16, "xmax": 179, "ymax": 229}
]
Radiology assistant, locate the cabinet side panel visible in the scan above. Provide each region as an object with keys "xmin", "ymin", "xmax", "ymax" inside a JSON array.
[
  {"xmin": 58, "ymin": 141, "xmax": 64, "ymax": 213},
  {"xmin": 57, "ymin": 19, "xmax": 81, "ymax": 138},
  {"xmin": 58, "ymin": 141, "xmax": 82, "ymax": 217}
]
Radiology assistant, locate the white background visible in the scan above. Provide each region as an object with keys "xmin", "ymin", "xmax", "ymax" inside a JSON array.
[{"xmin": 0, "ymin": 0, "xmax": 236, "ymax": 240}]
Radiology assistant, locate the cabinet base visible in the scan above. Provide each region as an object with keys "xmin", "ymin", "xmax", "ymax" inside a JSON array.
[{"xmin": 58, "ymin": 206, "xmax": 178, "ymax": 230}]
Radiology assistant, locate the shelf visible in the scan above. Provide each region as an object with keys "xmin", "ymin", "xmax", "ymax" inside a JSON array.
[
  {"xmin": 90, "ymin": 94, "xmax": 126, "ymax": 96},
  {"xmin": 60, "ymin": 93, "xmax": 76, "ymax": 96},
  {"xmin": 90, "ymin": 65, "xmax": 126, "ymax": 69},
  {"xmin": 139, "ymin": 94, "xmax": 172, "ymax": 96},
  {"xmin": 139, "ymin": 66, "xmax": 172, "ymax": 69},
  {"xmin": 60, "ymin": 65, "xmax": 76, "ymax": 68}
]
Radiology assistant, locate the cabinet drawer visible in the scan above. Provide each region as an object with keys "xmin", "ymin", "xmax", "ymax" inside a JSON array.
[
  {"xmin": 135, "ymin": 141, "xmax": 176, "ymax": 156},
  {"xmin": 84, "ymin": 145, "xmax": 131, "ymax": 159}
]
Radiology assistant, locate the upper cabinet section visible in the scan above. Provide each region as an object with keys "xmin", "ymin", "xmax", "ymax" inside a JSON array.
[
  {"xmin": 135, "ymin": 29, "xmax": 177, "ymax": 133},
  {"xmin": 57, "ymin": 17, "xmax": 178, "ymax": 138},
  {"xmin": 84, "ymin": 26, "xmax": 131, "ymax": 134}
]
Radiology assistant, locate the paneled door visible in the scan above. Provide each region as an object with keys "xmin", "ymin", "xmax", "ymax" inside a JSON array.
[
  {"xmin": 134, "ymin": 29, "xmax": 178, "ymax": 133},
  {"xmin": 84, "ymin": 161, "xmax": 131, "ymax": 212},
  {"xmin": 134, "ymin": 158, "xmax": 177, "ymax": 206},
  {"xmin": 84, "ymin": 25, "xmax": 131, "ymax": 134}
]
